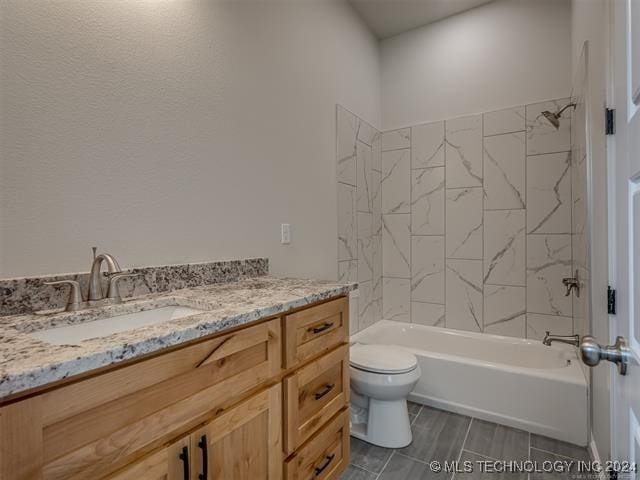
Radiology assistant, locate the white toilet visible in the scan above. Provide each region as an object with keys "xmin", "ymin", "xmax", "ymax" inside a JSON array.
[{"xmin": 349, "ymin": 344, "xmax": 421, "ymax": 448}]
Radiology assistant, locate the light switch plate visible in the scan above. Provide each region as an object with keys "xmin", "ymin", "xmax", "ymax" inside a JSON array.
[{"xmin": 281, "ymin": 224, "xmax": 291, "ymax": 244}]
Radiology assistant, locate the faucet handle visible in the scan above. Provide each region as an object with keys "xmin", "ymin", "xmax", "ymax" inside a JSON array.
[
  {"xmin": 106, "ymin": 273, "xmax": 142, "ymax": 303},
  {"xmin": 44, "ymin": 280, "xmax": 87, "ymax": 312}
]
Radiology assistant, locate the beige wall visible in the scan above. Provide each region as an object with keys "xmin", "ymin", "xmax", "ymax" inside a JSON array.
[
  {"xmin": 380, "ymin": 0, "xmax": 572, "ymax": 130},
  {"xmin": 0, "ymin": 0, "xmax": 381, "ymax": 279}
]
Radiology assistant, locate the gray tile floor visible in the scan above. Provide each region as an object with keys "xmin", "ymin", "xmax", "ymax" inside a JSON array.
[{"xmin": 342, "ymin": 403, "xmax": 590, "ymax": 480}]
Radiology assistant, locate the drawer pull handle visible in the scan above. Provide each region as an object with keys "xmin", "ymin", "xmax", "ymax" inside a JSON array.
[
  {"xmin": 198, "ymin": 434, "xmax": 208, "ymax": 480},
  {"xmin": 309, "ymin": 322, "xmax": 334, "ymax": 334},
  {"xmin": 178, "ymin": 446, "xmax": 190, "ymax": 480},
  {"xmin": 314, "ymin": 454, "xmax": 336, "ymax": 476},
  {"xmin": 314, "ymin": 383, "xmax": 335, "ymax": 400}
]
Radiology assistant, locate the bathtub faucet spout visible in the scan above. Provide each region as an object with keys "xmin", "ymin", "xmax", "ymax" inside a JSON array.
[{"xmin": 542, "ymin": 331, "xmax": 580, "ymax": 347}]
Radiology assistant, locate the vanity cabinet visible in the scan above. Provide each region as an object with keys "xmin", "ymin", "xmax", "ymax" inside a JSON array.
[
  {"xmin": 0, "ymin": 296, "xmax": 350, "ymax": 480},
  {"xmin": 110, "ymin": 385, "xmax": 281, "ymax": 480}
]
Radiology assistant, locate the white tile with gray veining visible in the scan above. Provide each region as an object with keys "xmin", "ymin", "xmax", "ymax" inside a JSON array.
[
  {"xmin": 357, "ymin": 141, "xmax": 373, "ymax": 213},
  {"xmin": 382, "ymin": 214, "xmax": 411, "ymax": 278},
  {"xmin": 446, "ymin": 187, "xmax": 483, "ymax": 259},
  {"xmin": 358, "ymin": 280, "xmax": 374, "ymax": 331},
  {"xmin": 372, "ymin": 276, "xmax": 382, "ymax": 326},
  {"xmin": 483, "ymin": 210, "xmax": 525, "ymax": 286},
  {"xmin": 372, "ymin": 234, "xmax": 383, "ymax": 324},
  {"xmin": 572, "ymin": 151, "xmax": 588, "ymax": 242},
  {"xmin": 446, "ymin": 259, "xmax": 483, "ymax": 332},
  {"xmin": 371, "ymin": 169, "xmax": 382, "ymax": 235},
  {"xmin": 336, "ymin": 105, "xmax": 358, "ymax": 186},
  {"xmin": 372, "ymin": 131, "xmax": 382, "ymax": 172},
  {"xmin": 411, "ymin": 167, "xmax": 445, "ymax": 235},
  {"xmin": 411, "ymin": 302, "xmax": 445, "ymax": 327},
  {"xmin": 338, "ymin": 260, "xmax": 357, "ymax": 283},
  {"xmin": 527, "ymin": 235, "xmax": 572, "ymax": 317},
  {"xmin": 382, "ymin": 128, "xmax": 411, "ymax": 151},
  {"xmin": 411, "ymin": 236, "xmax": 444, "ymax": 304},
  {"xmin": 357, "ymin": 119, "xmax": 379, "ymax": 147},
  {"xmin": 383, "ymin": 277, "xmax": 410, "ymax": 323},
  {"xmin": 357, "ymin": 212, "xmax": 373, "ymax": 283},
  {"xmin": 527, "ymin": 152, "xmax": 571, "ymax": 234},
  {"xmin": 0, "ymin": 277, "xmax": 356, "ymax": 399},
  {"xmin": 526, "ymin": 98, "xmax": 571, "ymax": 155},
  {"xmin": 336, "ymin": 105, "xmax": 381, "ymax": 335},
  {"xmin": 382, "ymin": 149, "xmax": 411, "ymax": 214},
  {"xmin": 483, "ymin": 105, "xmax": 525, "ymax": 136},
  {"xmin": 526, "ymin": 313, "xmax": 573, "ymax": 340},
  {"xmin": 483, "ymin": 132, "xmax": 525, "ymax": 210},
  {"xmin": 411, "ymin": 121, "xmax": 445, "ymax": 168},
  {"xmin": 338, "ymin": 182, "xmax": 357, "ymax": 261},
  {"xmin": 484, "ymin": 285, "xmax": 526, "ymax": 338},
  {"xmin": 445, "ymin": 115, "xmax": 483, "ymax": 188}
]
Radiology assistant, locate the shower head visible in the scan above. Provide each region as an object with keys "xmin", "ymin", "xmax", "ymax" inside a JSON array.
[
  {"xmin": 541, "ymin": 110, "xmax": 561, "ymax": 129},
  {"xmin": 539, "ymin": 102, "xmax": 577, "ymax": 130}
]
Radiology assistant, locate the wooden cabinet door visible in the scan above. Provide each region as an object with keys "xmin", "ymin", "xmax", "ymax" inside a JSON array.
[
  {"xmin": 107, "ymin": 436, "xmax": 190, "ymax": 480},
  {"xmin": 190, "ymin": 384, "xmax": 282, "ymax": 480}
]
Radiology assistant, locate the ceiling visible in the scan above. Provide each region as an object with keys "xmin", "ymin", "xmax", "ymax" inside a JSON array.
[{"xmin": 348, "ymin": 0, "xmax": 496, "ymax": 39}]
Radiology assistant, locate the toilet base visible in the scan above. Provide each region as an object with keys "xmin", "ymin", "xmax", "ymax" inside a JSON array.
[{"xmin": 350, "ymin": 398, "xmax": 413, "ymax": 448}]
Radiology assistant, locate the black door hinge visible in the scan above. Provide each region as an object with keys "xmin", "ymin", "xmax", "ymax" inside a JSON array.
[
  {"xmin": 608, "ymin": 286, "xmax": 617, "ymax": 315},
  {"xmin": 606, "ymin": 108, "xmax": 615, "ymax": 135}
]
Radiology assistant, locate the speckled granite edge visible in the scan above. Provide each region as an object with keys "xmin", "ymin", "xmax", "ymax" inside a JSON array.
[
  {"xmin": 0, "ymin": 258, "xmax": 268, "ymax": 316},
  {"xmin": 0, "ymin": 277, "xmax": 356, "ymax": 400}
]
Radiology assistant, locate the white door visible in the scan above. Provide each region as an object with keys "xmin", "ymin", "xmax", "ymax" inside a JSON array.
[{"xmin": 610, "ymin": 0, "xmax": 640, "ymax": 476}]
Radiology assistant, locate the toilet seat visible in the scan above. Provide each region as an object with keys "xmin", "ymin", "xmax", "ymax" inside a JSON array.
[{"xmin": 350, "ymin": 344, "xmax": 418, "ymax": 375}]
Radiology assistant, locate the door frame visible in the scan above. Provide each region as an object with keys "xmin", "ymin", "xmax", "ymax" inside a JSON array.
[{"xmin": 605, "ymin": 0, "xmax": 617, "ymax": 465}]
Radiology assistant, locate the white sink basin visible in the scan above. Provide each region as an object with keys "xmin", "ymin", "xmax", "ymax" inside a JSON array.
[{"xmin": 29, "ymin": 306, "xmax": 206, "ymax": 345}]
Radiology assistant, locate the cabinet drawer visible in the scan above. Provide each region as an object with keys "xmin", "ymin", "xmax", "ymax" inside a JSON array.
[
  {"xmin": 283, "ymin": 297, "xmax": 348, "ymax": 369},
  {"xmin": 28, "ymin": 318, "xmax": 281, "ymax": 480},
  {"xmin": 284, "ymin": 344, "xmax": 349, "ymax": 454},
  {"xmin": 284, "ymin": 409, "xmax": 349, "ymax": 480}
]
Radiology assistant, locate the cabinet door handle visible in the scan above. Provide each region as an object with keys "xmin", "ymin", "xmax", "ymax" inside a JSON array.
[
  {"xmin": 314, "ymin": 383, "xmax": 335, "ymax": 400},
  {"xmin": 178, "ymin": 446, "xmax": 190, "ymax": 480},
  {"xmin": 309, "ymin": 322, "xmax": 334, "ymax": 334},
  {"xmin": 198, "ymin": 434, "xmax": 209, "ymax": 480},
  {"xmin": 314, "ymin": 454, "xmax": 336, "ymax": 476}
]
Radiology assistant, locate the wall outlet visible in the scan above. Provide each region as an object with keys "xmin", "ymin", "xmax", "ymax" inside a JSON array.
[{"xmin": 281, "ymin": 224, "xmax": 291, "ymax": 244}]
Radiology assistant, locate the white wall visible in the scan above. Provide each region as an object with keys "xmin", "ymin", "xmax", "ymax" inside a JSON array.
[
  {"xmin": 0, "ymin": 0, "xmax": 381, "ymax": 279},
  {"xmin": 571, "ymin": 0, "xmax": 611, "ymax": 462},
  {"xmin": 380, "ymin": 0, "xmax": 572, "ymax": 130}
]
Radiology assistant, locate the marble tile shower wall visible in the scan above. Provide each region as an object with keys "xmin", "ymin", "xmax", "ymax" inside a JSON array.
[
  {"xmin": 336, "ymin": 106, "xmax": 383, "ymax": 334},
  {"xmin": 378, "ymin": 98, "xmax": 574, "ymax": 339}
]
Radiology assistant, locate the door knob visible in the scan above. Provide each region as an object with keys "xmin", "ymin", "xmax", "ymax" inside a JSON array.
[{"xmin": 579, "ymin": 335, "xmax": 631, "ymax": 375}]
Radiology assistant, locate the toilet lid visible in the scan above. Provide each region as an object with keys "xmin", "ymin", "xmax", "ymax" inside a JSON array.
[{"xmin": 350, "ymin": 344, "xmax": 418, "ymax": 374}]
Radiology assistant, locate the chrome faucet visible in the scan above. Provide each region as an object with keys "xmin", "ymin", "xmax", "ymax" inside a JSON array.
[
  {"xmin": 542, "ymin": 331, "xmax": 580, "ymax": 347},
  {"xmin": 44, "ymin": 248, "xmax": 138, "ymax": 312},
  {"xmin": 88, "ymin": 252, "xmax": 122, "ymax": 301}
]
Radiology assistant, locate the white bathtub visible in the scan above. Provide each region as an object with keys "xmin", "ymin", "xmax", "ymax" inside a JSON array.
[{"xmin": 351, "ymin": 320, "xmax": 588, "ymax": 446}]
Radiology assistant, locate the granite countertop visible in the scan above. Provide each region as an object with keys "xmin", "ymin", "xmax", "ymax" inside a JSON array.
[{"xmin": 0, "ymin": 277, "xmax": 356, "ymax": 400}]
